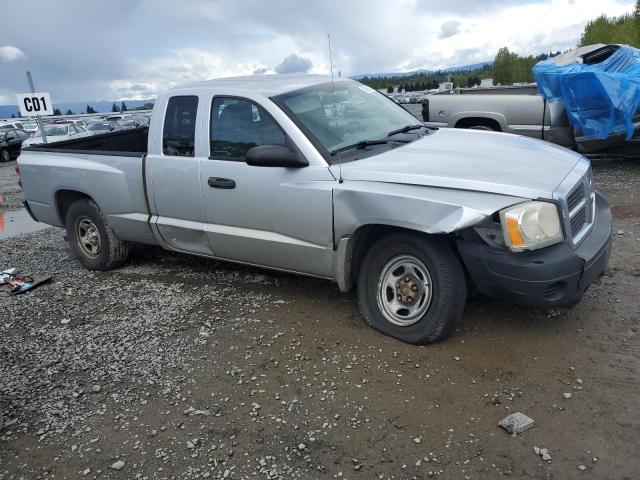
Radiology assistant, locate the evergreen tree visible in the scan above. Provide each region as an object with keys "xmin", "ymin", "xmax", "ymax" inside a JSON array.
[
  {"xmin": 65, "ymin": 109, "xmax": 74, "ymax": 115},
  {"xmin": 492, "ymin": 47, "xmax": 515, "ymax": 85},
  {"xmin": 580, "ymin": 7, "xmax": 640, "ymax": 48},
  {"xmin": 53, "ymin": 108, "xmax": 62, "ymax": 116},
  {"xmin": 112, "ymin": 103, "xmax": 119, "ymax": 112},
  {"xmin": 86, "ymin": 105, "xmax": 96, "ymax": 114},
  {"xmin": 121, "ymin": 101, "xmax": 128, "ymax": 112}
]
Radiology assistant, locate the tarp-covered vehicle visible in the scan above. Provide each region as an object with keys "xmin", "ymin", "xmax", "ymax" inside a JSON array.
[{"xmin": 534, "ymin": 44, "xmax": 640, "ymax": 151}]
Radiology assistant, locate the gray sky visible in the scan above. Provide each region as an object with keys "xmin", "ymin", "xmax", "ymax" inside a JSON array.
[{"xmin": 0, "ymin": 0, "xmax": 635, "ymax": 103}]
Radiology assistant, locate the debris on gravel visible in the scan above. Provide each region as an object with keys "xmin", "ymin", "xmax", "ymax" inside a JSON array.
[{"xmin": 498, "ymin": 412, "xmax": 535, "ymax": 434}]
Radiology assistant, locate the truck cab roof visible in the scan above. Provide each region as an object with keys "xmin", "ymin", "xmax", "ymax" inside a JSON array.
[{"xmin": 169, "ymin": 74, "xmax": 344, "ymax": 97}]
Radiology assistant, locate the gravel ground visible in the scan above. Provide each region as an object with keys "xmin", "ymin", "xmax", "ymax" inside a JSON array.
[
  {"xmin": 0, "ymin": 160, "xmax": 22, "ymax": 209},
  {"xmin": 1, "ymin": 157, "xmax": 639, "ymax": 479}
]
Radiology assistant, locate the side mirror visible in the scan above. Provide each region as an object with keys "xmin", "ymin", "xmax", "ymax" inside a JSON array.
[{"xmin": 246, "ymin": 145, "xmax": 308, "ymax": 168}]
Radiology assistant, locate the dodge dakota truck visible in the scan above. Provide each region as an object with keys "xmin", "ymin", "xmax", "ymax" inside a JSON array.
[{"xmin": 17, "ymin": 75, "xmax": 612, "ymax": 344}]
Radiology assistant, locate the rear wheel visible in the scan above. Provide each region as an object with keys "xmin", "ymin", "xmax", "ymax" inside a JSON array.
[
  {"xmin": 357, "ymin": 233, "xmax": 466, "ymax": 344},
  {"xmin": 0, "ymin": 149, "xmax": 9, "ymax": 162},
  {"xmin": 65, "ymin": 198, "xmax": 130, "ymax": 270}
]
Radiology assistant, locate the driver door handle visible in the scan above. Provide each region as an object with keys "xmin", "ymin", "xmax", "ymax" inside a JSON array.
[{"xmin": 208, "ymin": 177, "xmax": 236, "ymax": 189}]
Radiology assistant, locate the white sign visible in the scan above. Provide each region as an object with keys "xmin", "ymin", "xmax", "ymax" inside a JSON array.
[{"xmin": 16, "ymin": 92, "xmax": 54, "ymax": 117}]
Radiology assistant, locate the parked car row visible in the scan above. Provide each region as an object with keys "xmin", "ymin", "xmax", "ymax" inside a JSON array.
[
  {"xmin": 0, "ymin": 113, "xmax": 150, "ymax": 149},
  {"xmin": 22, "ymin": 122, "xmax": 92, "ymax": 146},
  {"xmin": 385, "ymin": 89, "xmax": 441, "ymax": 104}
]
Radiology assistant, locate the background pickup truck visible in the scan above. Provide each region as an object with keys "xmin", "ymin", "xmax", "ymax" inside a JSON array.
[
  {"xmin": 421, "ymin": 43, "xmax": 640, "ymax": 155},
  {"xmin": 421, "ymin": 90, "xmax": 640, "ymax": 154},
  {"xmin": 17, "ymin": 75, "xmax": 612, "ymax": 345}
]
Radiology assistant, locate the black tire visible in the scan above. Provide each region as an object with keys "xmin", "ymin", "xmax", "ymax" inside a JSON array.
[
  {"xmin": 0, "ymin": 149, "xmax": 10, "ymax": 163},
  {"xmin": 65, "ymin": 198, "xmax": 130, "ymax": 271},
  {"xmin": 357, "ymin": 233, "xmax": 466, "ymax": 344}
]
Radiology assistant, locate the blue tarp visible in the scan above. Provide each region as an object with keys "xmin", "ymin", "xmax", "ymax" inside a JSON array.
[{"xmin": 533, "ymin": 44, "xmax": 640, "ymax": 140}]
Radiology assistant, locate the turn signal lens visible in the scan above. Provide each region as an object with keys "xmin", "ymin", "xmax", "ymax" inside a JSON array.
[{"xmin": 505, "ymin": 217, "xmax": 525, "ymax": 247}]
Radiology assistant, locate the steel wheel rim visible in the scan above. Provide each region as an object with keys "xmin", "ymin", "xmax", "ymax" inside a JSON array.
[
  {"xmin": 376, "ymin": 255, "xmax": 433, "ymax": 327},
  {"xmin": 76, "ymin": 217, "xmax": 101, "ymax": 258},
  {"xmin": 1, "ymin": 150, "xmax": 8, "ymax": 162}
]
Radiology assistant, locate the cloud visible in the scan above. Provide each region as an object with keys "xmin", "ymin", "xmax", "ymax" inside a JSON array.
[
  {"xmin": 414, "ymin": 0, "xmax": 549, "ymax": 16},
  {"xmin": 439, "ymin": 20, "xmax": 462, "ymax": 39},
  {"xmin": 0, "ymin": 0, "xmax": 636, "ymax": 104},
  {"xmin": 275, "ymin": 54, "xmax": 313, "ymax": 74},
  {"xmin": 0, "ymin": 46, "xmax": 26, "ymax": 62}
]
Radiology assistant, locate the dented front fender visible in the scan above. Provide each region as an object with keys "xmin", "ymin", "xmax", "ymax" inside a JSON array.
[{"xmin": 333, "ymin": 181, "xmax": 525, "ymax": 243}]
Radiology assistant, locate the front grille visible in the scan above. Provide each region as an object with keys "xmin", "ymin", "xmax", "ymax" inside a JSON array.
[
  {"xmin": 570, "ymin": 206, "xmax": 586, "ymax": 233},
  {"xmin": 554, "ymin": 158, "xmax": 595, "ymax": 247},
  {"xmin": 567, "ymin": 183, "xmax": 585, "ymax": 212}
]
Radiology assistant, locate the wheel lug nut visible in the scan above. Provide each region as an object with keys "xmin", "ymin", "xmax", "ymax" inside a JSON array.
[{"xmin": 411, "ymin": 285, "xmax": 418, "ymax": 291}]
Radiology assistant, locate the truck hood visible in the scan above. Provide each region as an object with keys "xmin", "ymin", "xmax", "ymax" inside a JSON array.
[{"xmin": 330, "ymin": 128, "xmax": 583, "ymax": 199}]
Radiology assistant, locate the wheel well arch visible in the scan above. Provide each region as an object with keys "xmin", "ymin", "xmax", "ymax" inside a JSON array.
[
  {"xmin": 454, "ymin": 117, "xmax": 502, "ymax": 131},
  {"xmin": 339, "ymin": 224, "xmax": 455, "ymax": 292},
  {"xmin": 55, "ymin": 189, "xmax": 94, "ymax": 224}
]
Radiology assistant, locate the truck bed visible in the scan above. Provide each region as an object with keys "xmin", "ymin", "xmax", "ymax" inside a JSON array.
[
  {"xmin": 24, "ymin": 127, "xmax": 148, "ymax": 156},
  {"xmin": 18, "ymin": 126, "xmax": 156, "ymax": 246}
]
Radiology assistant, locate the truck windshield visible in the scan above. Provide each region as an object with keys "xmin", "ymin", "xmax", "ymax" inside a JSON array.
[{"xmin": 273, "ymin": 82, "xmax": 422, "ymax": 159}]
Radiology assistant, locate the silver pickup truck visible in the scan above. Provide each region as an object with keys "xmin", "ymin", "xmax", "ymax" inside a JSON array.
[{"xmin": 17, "ymin": 75, "xmax": 612, "ymax": 344}]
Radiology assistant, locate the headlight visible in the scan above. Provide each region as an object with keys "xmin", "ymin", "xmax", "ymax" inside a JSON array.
[{"xmin": 499, "ymin": 201, "xmax": 563, "ymax": 252}]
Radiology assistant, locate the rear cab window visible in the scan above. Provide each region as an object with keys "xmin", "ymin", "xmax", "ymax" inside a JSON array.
[
  {"xmin": 163, "ymin": 96, "xmax": 198, "ymax": 157},
  {"xmin": 209, "ymin": 97, "xmax": 286, "ymax": 159}
]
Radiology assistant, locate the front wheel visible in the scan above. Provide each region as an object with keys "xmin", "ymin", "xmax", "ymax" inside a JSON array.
[
  {"xmin": 357, "ymin": 233, "xmax": 466, "ymax": 344},
  {"xmin": 65, "ymin": 198, "xmax": 130, "ymax": 271}
]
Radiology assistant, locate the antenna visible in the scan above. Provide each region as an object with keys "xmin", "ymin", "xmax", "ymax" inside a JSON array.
[{"xmin": 328, "ymin": 34, "xmax": 343, "ymax": 184}]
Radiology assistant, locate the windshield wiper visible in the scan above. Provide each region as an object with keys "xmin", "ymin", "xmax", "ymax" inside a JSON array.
[
  {"xmin": 387, "ymin": 124, "xmax": 426, "ymax": 136},
  {"xmin": 355, "ymin": 139, "xmax": 394, "ymax": 148},
  {"xmin": 330, "ymin": 137, "xmax": 412, "ymax": 155}
]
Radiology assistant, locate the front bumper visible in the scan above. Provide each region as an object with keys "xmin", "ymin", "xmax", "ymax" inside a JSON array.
[{"xmin": 457, "ymin": 192, "xmax": 612, "ymax": 308}]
